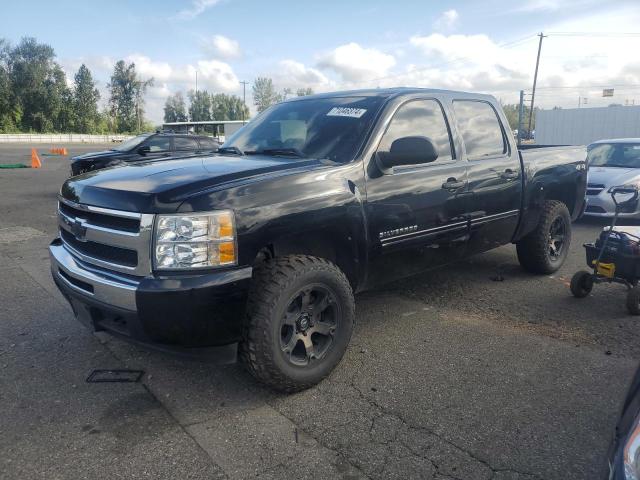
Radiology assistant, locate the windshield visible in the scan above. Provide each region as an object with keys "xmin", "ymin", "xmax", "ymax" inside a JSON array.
[
  {"xmin": 588, "ymin": 142, "xmax": 640, "ymax": 168},
  {"xmin": 112, "ymin": 134, "xmax": 151, "ymax": 152},
  {"xmin": 222, "ymin": 96, "xmax": 385, "ymax": 163}
]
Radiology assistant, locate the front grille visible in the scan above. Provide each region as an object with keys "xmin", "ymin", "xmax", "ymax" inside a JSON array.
[
  {"xmin": 61, "ymin": 229, "xmax": 138, "ymax": 267},
  {"xmin": 586, "ymin": 183, "xmax": 606, "ymax": 196},
  {"xmin": 59, "ymin": 201, "xmax": 140, "ymax": 232},
  {"xmin": 58, "ymin": 199, "xmax": 154, "ymax": 276}
]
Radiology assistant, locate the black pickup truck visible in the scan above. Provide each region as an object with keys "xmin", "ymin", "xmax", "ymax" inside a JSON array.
[
  {"xmin": 50, "ymin": 88, "xmax": 587, "ymax": 391},
  {"xmin": 69, "ymin": 131, "xmax": 219, "ymax": 176}
]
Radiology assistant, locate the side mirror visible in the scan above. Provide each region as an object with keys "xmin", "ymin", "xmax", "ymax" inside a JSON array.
[
  {"xmin": 379, "ymin": 136, "xmax": 438, "ymax": 169},
  {"xmin": 137, "ymin": 145, "xmax": 151, "ymax": 155}
]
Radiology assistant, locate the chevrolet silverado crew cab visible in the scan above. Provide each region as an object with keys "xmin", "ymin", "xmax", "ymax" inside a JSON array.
[{"xmin": 50, "ymin": 88, "xmax": 587, "ymax": 391}]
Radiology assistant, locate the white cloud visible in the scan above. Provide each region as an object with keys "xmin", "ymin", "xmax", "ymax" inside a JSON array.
[
  {"xmin": 189, "ymin": 59, "xmax": 239, "ymax": 91},
  {"xmin": 274, "ymin": 60, "xmax": 331, "ymax": 90},
  {"xmin": 177, "ymin": 0, "xmax": 222, "ymax": 19},
  {"xmin": 410, "ymin": 33, "xmax": 509, "ymax": 70},
  {"xmin": 124, "ymin": 54, "xmax": 173, "ymax": 82},
  {"xmin": 202, "ymin": 34, "xmax": 241, "ymax": 59},
  {"xmin": 434, "ymin": 9, "xmax": 459, "ymax": 31},
  {"xmin": 317, "ymin": 42, "xmax": 396, "ymax": 83}
]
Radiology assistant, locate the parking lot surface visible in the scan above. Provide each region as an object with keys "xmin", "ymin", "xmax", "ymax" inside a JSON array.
[{"xmin": 1, "ymin": 143, "xmax": 639, "ymax": 479}]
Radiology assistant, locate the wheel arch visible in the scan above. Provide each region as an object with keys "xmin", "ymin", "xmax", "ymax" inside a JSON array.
[{"xmin": 252, "ymin": 229, "xmax": 363, "ymax": 292}]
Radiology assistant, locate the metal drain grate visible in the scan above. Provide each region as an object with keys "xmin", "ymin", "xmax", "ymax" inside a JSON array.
[{"xmin": 86, "ymin": 369, "xmax": 144, "ymax": 383}]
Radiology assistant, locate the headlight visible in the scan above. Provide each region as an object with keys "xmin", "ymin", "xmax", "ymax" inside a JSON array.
[{"xmin": 154, "ymin": 211, "xmax": 236, "ymax": 269}]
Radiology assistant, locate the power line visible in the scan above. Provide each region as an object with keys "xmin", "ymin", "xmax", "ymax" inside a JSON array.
[
  {"xmin": 547, "ymin": 31, "xmax": 640, "ymax": 37},
  {"xmin": 536, "ymin": 83, "xmax": 640, "ymax": 90}
]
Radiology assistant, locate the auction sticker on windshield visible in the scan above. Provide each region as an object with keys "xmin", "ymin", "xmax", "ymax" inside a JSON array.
[{"xmin": 327, "ymin": 107, "xmax": 367, "ymax": 118}]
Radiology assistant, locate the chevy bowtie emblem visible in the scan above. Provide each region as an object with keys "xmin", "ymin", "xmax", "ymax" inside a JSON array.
[{"xmin": 72, "ymin": 218, "xmax": 88, "ymax": 241}]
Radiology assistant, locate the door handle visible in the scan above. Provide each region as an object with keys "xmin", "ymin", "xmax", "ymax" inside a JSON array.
[
  {"xmin": 501, "ymin": 169, "xmax": 519, "ymax": 180},
  {"xmin": 442, "ymin": 178, "xmax": 465, "ymax": 190}
]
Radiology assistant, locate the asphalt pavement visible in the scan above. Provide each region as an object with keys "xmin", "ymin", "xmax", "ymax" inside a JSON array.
[{"xmin": 1, "ymin": 143, "xmax": 638, "ymax": 479}]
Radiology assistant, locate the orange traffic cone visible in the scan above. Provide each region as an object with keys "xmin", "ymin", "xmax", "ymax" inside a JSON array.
[
  {"xmin": 31, "ymin": 148, "xmax": 41, "ymax": 168},
  {"xmin": 61, "ymin": 147, "xmax": 68, "ymax": 155}
]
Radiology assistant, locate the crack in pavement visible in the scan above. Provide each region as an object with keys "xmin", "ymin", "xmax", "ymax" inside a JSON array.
[{"xmin": 347, "ymin": 377, "xmax": 544, "ymax": 480}]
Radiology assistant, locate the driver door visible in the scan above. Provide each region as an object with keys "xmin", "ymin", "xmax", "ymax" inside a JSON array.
[
  {"xmin": 136, "ymin": 135, "xmax": 173, "ymax": 161},
  {"xmin": 364, "ymin": 98, "xmax": 469, "ymax": 287}
]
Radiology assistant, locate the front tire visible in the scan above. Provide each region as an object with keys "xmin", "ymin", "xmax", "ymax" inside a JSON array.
[
  {"xmin": 240, "ymin": 255, "xmax": 355, "ymax": 392},
  {"xmin": 517, "ymin": 200, "xmax": 572, "ymax": 274}
]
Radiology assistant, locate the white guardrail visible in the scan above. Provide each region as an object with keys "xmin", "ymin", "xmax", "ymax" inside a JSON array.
[{"xmin": 0, "ymin": 134, "xmax": 133, "ymax": 143}]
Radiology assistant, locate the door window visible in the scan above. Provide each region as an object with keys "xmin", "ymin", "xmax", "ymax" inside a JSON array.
[
  {"xmin": 145, "ymin": 136, "xmax": 171, "ymax": 152},
  {"xmin": 377, "ymin": 99, "xmax": 453, "ymax": 164},
  {"xmin": 452, "ymin": 101, "xmax": 506, "ymax": 159},
  {"xmin": 175, "ymin": 137, "xmax": 200, "ymax": 151}
]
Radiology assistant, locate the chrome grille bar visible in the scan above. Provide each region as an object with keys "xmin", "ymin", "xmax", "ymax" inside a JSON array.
[{"xmin": 57, "ymin": 197, "xmax": 154, "ymax": 276}]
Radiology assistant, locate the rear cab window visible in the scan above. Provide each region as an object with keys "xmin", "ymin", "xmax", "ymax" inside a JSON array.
[{"xmin": 452, "ymin": 100, "xmax": 507, "ymax": 159}]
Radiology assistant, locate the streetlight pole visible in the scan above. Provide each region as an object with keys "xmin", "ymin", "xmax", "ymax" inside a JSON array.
[
  {"xmin": 517, "ymin": 90, "xmax": 524, "ymax": 146},
  {"xmin": 240, "ymin": 80, "xmax": 248, "ymax": 124}
]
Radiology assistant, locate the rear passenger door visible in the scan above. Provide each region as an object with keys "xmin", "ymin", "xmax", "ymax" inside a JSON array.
[
  {"xmin": 364, "ymin": 98, "xmax": 469, "ymax": 287},
  {"xmin": 174, "ymin": 136, "xmax": 201, "ymax": 156},
  {"xmin": 452, "ymin": 99, "xmax": 522, "ymax": 253}
]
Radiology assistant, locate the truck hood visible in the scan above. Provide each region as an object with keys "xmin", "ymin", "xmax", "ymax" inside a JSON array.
[
  {"xmin": 588, "ymin": 166, "xmax": 640, "ymax": 187},
  {"xmin": 71, "ymin": 150, "xmax": 123, "ymax": 162},
  {"xmin": 61, "ymin": 154, "xmax": 322, "ymax": 213}
]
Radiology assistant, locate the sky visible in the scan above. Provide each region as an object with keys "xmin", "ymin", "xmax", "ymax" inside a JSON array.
[{"xmin": 2, "ymin": 0, "xmax": 640, "ymax": 123}]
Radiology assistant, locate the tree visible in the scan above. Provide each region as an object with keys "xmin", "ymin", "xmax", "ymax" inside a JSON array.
[
  {"xmin": 296, "ymin": 87, "xmax": 314, "ymax": 97},
  {"xmin": 108, "ymin": 60, "xmax": 153, "ymax": 133},
  {"xmin": 52, "ymin": 65, "xmax": 74, "ymax": 132},
  {"xmin": 501, "ymin": 103, "xmax": 538, "ymax": 132},
  {"xmin": 163, "ymin": 92, "xmax": 187, "ymax": 123},
  {"xmin": 73, "ymin": 64, "xmax": 100, "ymax": 133},
  {"xmin": 188, "ymin": 90, "xmax": 212, "ymax": 121},
  {"xmin": 0, "ymin": 39, "xmax": 16, "ymax": 132},
  {"xmin": 8, "ymin": 37, "xmax": 69, "ymax": 132},
  {"xmin": 253, "ymin": 77, "xmax": 280, "ymax": 113},
  {"xmin": 210, "ymin": 93, "xmax": 249, "ymax": 121}
]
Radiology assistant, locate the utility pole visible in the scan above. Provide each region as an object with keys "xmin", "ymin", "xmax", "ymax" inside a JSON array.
[
  {"xmin": 239, "ymin": 80, "xmax": 248, "ymax": 124},
  {"xmin": 527, "ymin": 32, "xmax": 546, "ymax": 138},
  {"xmin": 195, "ymin": 71, "xmax": 198, "ymax": 94},
  {"xmin": 517, "ymin": 90, "xmax": 525, "ymax": 146}
]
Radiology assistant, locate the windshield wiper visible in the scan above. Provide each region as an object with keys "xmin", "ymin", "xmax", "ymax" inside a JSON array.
[
  {"xmin": 217, "ymin": 146, "xmax": 244, "ymax": 155},
  {"xmin": 245, "ymin": 148, "xmax": 306, "ymax": 158}
]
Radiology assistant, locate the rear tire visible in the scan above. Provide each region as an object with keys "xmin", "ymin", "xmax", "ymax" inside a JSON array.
[
  {"xmin": 570, "ymin": 270, "xmax": 593, "ymax": 298},
  {"xmin": 240, "ymin": 255, "xmax": 355, "ymax": 392},
  {"xmin": 627, "ymin": 287, "xmax": 640, "ymax": 316},
  {"xmin": 517, "ymin": 200, "xmax": 572, "ymax": 274}
]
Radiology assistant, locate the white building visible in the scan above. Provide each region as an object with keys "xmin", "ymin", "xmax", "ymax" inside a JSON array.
[
  {"xmin": 535, "ymin": 106, "xmax": 640, "ymax": 145},
  {"xmin": 162, "ymin": 120, "xmax": 246, "ymax": 143}
]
